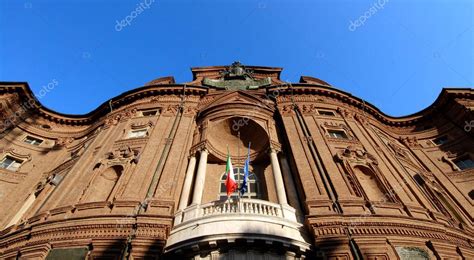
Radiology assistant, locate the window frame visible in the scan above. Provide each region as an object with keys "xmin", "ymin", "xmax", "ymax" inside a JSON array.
[
  {"xmin": 139, "ymin": 109, "xmax": 158, "ymax": 117},
  {"xmin": 327, "ymin": 129, "xmax": 349, "ymax": 139},
  {"xmin": 318, "ymin": 110, "xmax": 336, "ymax": 117},
  {"xmin": 23, "ymin": 135, "xmax": 44, "ymax": 146},
  {"xmin": 432, "ymin": 136, "xmax": 448, "ymax": 146},
  {"xmin": 219, "ymin": 168, "xmax": 259, "ymax": 201},
  {"xmin": 453, "ymin": 156, "xmax": 474, "ymax": 171},
  {"xmin": 0, "ymin": 155, "xmax": 24, "ymax": 172}
]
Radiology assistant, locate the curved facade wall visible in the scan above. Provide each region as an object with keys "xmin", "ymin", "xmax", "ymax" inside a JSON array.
[{"xmin": 0, "ymin": 63, "xmax": 472, "ymax": 259}]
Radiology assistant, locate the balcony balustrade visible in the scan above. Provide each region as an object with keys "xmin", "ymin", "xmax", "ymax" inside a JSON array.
[{"xmin": 166, "ymin": 198, "xmax": 310, "ymax": 254}]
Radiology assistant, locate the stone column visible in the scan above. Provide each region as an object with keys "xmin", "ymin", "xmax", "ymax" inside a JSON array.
[
  {"xmin": 270, "ymin": 149, "xmax": 288, "ymax": 205},
  {"xmin": 192, "ymin": 149, "xmax": 208, "ymax": 205},
  {"xmin": 178, "ymin": 155, "xmax": 197, "ymax": 211}
]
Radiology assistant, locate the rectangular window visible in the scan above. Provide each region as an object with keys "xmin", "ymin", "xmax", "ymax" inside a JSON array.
[
  {"xmin": 128, "ymin": 129, "xmax": 147, "ymax": 138},
  {"xmin": 432, "ymin": 136, "xmax": 448, "ymax": 146},
  {"xmin": 23, "ymin": 136, "xmax": 43, "ymax": 146},
  {"xmin": 328, "ymin": 129, "xmax": 348, "ymax": 139},
  {"xmin": 140, "ymin": 109, "xmax": 158, "ymax": 117},
  {"xmin": 0, "ymin": 156, "xmax": 23, "ymax": 171},
  {"xmin": 318, "ymin": 110, "xmax": 335, "ymax": 116},
  {"xmin": 454, "ymin": 157, "xmax": 474, "ymax": 170}
]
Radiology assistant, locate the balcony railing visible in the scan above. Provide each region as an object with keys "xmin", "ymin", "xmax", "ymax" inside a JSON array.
[
  {"xmin": 201, "ymin": 199, "xmax": 281, "ymax": 217},
  {"xmin": 174, "ymin": 198, "xmax": 297, "ymax": 226},
  {"xmin": 167, "ymin": 198, "xmax": 309, "ymax": 253}
]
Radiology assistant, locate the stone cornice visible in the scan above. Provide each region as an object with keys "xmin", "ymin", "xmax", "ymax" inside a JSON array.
[
  {"xmin": 308, "ymin": 216, "xmax": 474, "ymax": 247},
  {"xmin": 1, "ymin": 81, "xmax": 471, "ymax": 129},
  {"xmin": 0, "ymin": 82, "xmax": 208, "ymax": 127},
  {"xmin": 270, "ymin": 84, "xmax": 473, "ymax": 127},
  {"xmin": 0, "ymin": 216, "xmax": 172, "ymax": 252}
]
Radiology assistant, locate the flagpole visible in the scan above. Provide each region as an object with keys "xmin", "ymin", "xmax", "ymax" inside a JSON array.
[
  {"xmin": 226, "ymin": 144, "xmax": 230, "ymax": 202},
  {"xmin": 237, "ymin": 131, "xmax": 241, "ymax": 201},
  {"xmin": 247, "ymin": 142, "xmax": 251, "ymax": 199}
]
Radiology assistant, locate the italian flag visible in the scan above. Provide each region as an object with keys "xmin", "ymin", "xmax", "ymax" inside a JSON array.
[{"xmin": 225, "ymin": 152, "xmax": 237, "ymax": 197}]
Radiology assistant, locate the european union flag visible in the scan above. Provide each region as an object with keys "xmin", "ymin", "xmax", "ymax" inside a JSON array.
[{"xmin": 239, "ymin": 143, "xmax": 251, "ymax": 196}]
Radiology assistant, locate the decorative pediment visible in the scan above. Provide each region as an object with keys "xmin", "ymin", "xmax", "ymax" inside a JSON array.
[
  {"xmin": 399, "ymin": 136, "xmax": 421, "ymax": 148},
  {"xmin": 130, "ymin": 120, "xmax": 153, "ymax": 129},
  {"xmin": 55, "ymin": 137, "xmax": 75, "ymax": 147},
  {"xmin": 104, "ymin": 108, "xmax": 137, "ymax": 128},
  {"xmin": 1, "ymin": 149, "xmax": 31, "ymax": 162},
  {"xmin": 97, "ymin": 146, "xmax": 141, "ymax": 168},
  {"xmin": 335, "ymin": 145, "xmax": 378, "ymax": 165}
]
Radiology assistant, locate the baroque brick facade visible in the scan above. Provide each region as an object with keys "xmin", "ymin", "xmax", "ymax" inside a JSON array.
[{"xmin": 0, "ymin": 63, "xmax": 473, "ymax": 259}]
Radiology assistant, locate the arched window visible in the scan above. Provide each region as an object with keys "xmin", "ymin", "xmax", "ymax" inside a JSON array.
[
  {"xmin": 353, "ymin": 165, "xmax": 387, "ymax": 202},
  {"xmin": 219, "ymin": 168, "xmax": 258, "ymax": 201},
  {"xmin": 84, "ymin": 165, "xmax": 123, "ymax": 202}
]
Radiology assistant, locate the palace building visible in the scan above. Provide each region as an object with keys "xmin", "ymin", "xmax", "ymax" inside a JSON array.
[{"xmin": 0, "ymin": 62, "xmax": 473, "ymax": 259}]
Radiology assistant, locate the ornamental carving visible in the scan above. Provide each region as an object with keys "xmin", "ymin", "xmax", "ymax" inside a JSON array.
[
  {"xmin": 300, "ymin": 104, "xmax": 316, "ymax": 114},
  {"xmin": 388, "ymin": 141, "xmax": 409, "ymax": 159},
  {"xmin": 337, "ymin": 107, "xmax": 355, "ymax": 119},
  {"xmin": 161, "ymin": 105, "xmax": 180, "ymax": 116},
  {"xmin": 279, "ymin": 105, "xmax": 295, "ymax": 115},
  {"xmin": 104, "ymin": 108, "xmax": 136, "ymax": 127},
  {"xmin": 100, "ymin": 146, "xmax": 141, "ymax": 167},
  {"xmin": 354, "ymin": 113, "xmax": 369, "ymax": 125},
  {"xmin": 334, "ymin": 145, "xmax": 400, "ymax": 203},
  {"xmin": 399, "ymin": 136, "xmax": 421, "ymax": 148},
  {"xmin": 55, "ymin": 137, "xmax": 74, "ymax": 147},
  {"xmin": 183, "ymin": 106, "xmax": 198, "ymax": 116},
  {"xmin": 335, "ymin": 145, "xmax": 378, "ymax": 165},
  {"xmin": 130, "ymin": 120, "xmax": 153, "ymax": 129}
]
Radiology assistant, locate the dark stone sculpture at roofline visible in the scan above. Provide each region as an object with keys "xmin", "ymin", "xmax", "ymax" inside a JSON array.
[{"xmin": 203, "ymin": 61, "xmax": 272, "ymax": 90}]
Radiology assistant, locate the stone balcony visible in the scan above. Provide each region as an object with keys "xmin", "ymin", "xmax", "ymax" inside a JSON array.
[{"xmin": 166, "ymin": 199, "xmax": 311, "ymax": 254}]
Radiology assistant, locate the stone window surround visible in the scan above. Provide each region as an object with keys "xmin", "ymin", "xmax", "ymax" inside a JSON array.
[
  {"xmin": 0, "ymin": 150, "xmax": 31, "ymax": 172},
  {"xmin": 0, "ymin": 155, "xmax": 24, "ymax": 172},
  {"xmin": 327, "ymin": 129, "xmax": 349, "ymax": 139},
  {"xmin": 127, "ymin": 128, "xmax": 148, "ymax": 139},
  {"xmin": 321, "ymin": 122, "xmax": 357, "ymax": 142},
  {"xmin": 442, "ymin": 152, "xmax": 474, "ymax": 171},
  {"xmin": 431, "ymin": 135, "xmax": 448, "ymax": 146},
  {"xmin": 23, "ymin": 135, "xmax": 44, "ymax": 146},
  {"xmin": 452, "ymin": 155, "xmax": 474, "ymax": 171},
  {"xmin": 317, "ymin": 109, "xmax": 336, "ymax": 117},
  {"xmin": 124, "ymin": 120, "xmax": 154, "ymax": 139},
  {"xmin": 137, "ymin": 108, "xmax": 160, "ymax": 117}
]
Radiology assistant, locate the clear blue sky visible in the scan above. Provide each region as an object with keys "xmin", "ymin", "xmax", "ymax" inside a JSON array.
[{"xmin": 1, "ymin": 0, "xmax": 472, "ymax": 116}]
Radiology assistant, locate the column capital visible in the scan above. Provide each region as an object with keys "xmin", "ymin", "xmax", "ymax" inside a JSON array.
[
  {"xmin": 268, "ymin": 141, "xmax": 282, "ymax": 154},
  {"xmin": 189, "ymin": 141, "xmax": 207, "ymax": 155},
  {"xmin": 268, "ymin": 147, "xmax": 281, "ymax": 154}
]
